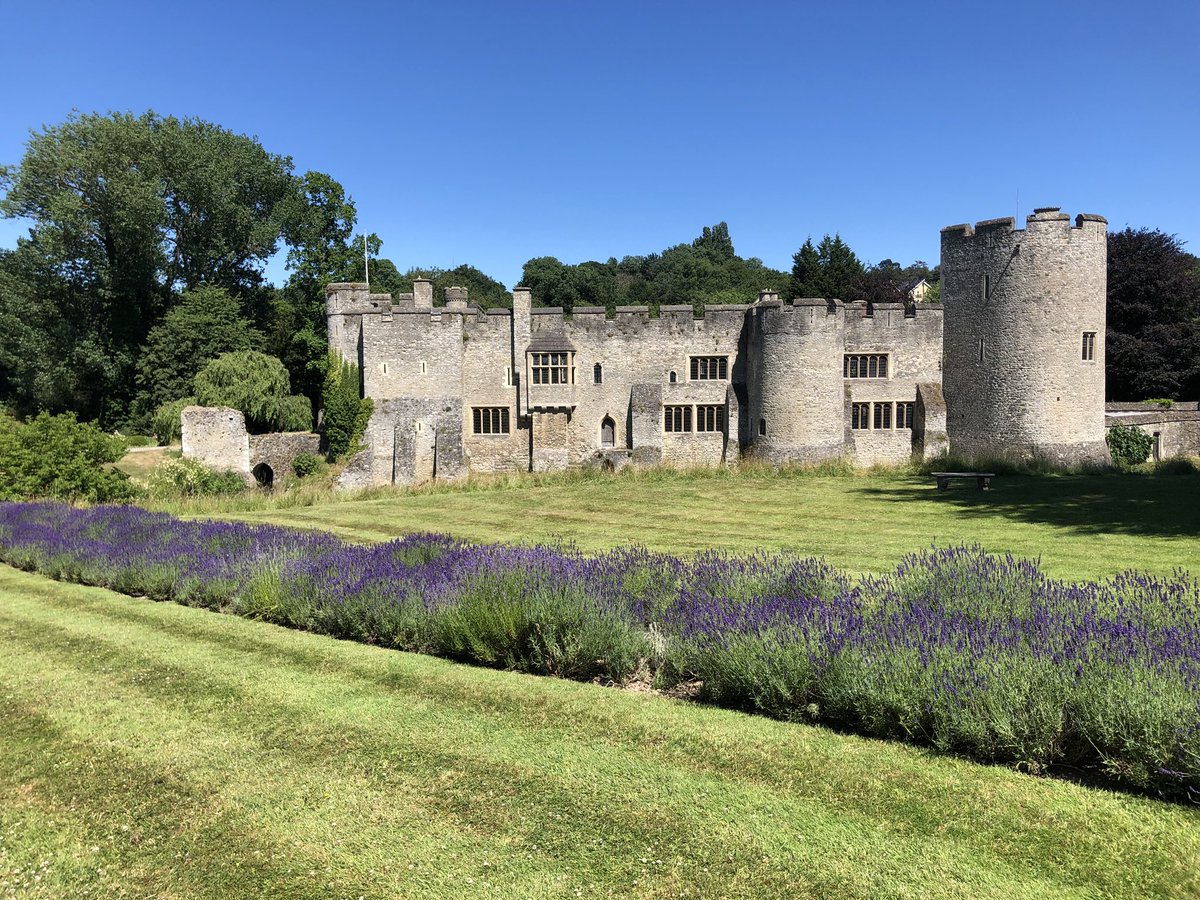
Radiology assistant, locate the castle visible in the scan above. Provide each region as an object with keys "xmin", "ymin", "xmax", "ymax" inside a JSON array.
[{"xmin": 325, "ymin": 208, "xmax": 1110, "ymax": 488}]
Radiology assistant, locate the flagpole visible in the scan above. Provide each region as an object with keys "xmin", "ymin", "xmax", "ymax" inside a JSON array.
[{"xmin": 364, "ymin": 235, "xmax": 370, "ymax": 288}]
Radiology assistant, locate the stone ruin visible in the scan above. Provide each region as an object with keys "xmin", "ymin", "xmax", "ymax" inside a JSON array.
[{"xmin": 180, "ymin": 405, "xmax": 320, "ymax": 488}]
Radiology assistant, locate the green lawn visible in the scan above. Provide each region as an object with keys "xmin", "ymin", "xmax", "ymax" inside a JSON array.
[
  {"xmin": 2, "ymin": 565, "xmax": 1198, "ymax": 899},
  {"xmin": 204, "ymin": 468, "xmax": 1200, "ymax": 579}
]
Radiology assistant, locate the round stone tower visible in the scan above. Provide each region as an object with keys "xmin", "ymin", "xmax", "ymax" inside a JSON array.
[
  {"xmin": 747, "ymin": 298, "xmax": 845, "ymax": 463},
  {"xmin": 941, "ymin": 208, "xmax": 1108, "ymax": 464}
]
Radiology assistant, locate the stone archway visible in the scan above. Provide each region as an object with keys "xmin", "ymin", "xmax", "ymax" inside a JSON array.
[
  {"xmin": 601, "ymin": 416, "xmax": 615, "ymax": 448},
  {"xmin": 252, "ymin": 462, "xmax": 274, "ymax": 489}
]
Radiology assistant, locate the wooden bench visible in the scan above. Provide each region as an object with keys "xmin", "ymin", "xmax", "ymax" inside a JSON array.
[{"xmin": 931, "ymin": 471, "xmax": 995, "ymax": 491}]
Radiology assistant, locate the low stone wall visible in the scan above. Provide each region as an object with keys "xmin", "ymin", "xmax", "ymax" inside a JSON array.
[
  {"xmin": 181, "ymin": 405, "xmax": 321, "ymax": 487},
  {"xmin": 249, "ymin": 432, "xmax": 321, "ymax": 484},
  {"xmin": 1105, "ymin": 403, "xmax": 1200, "ymax": 460}
]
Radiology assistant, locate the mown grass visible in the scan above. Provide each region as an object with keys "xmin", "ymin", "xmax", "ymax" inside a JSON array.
[
  {"xmin": 112, "ymin": 445, "xmax": 179, "ymax": 487},
  {"xmin": 2, "ymin": 565, "xmax": 1198, "ymax": 898},
  {"xmin": 172, "ymin": 465, "xmax": 1200, "ymax": 579}
]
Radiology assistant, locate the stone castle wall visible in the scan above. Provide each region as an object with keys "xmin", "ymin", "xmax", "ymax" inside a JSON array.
[{"xmin": 328, "ymin": 206, "xmax": 1111, "ymax": 487}]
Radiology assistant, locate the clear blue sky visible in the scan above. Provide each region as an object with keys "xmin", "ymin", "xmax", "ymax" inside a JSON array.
[{"xmin": 2, "ymin": 0, "xmax": 1197, "ymax": 289}]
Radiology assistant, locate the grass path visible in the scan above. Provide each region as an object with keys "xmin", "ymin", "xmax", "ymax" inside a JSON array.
[
  {"xmin": 204, "ymin": 470, "xmax": 1200, "ymax": 579},
  {"xmin": 2, "ymin": 565, "xmax": 1198, "ymax": 898}
]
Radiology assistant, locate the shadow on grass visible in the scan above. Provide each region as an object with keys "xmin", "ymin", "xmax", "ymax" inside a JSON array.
[{"xmin": 852, "ymin": 474, "xmax": 1200, "ymax": 539}]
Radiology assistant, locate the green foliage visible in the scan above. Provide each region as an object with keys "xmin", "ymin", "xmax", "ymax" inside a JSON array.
[
  {"xmin": 0, "ymin": 110, "xmax": 303, "ymax": 424},
  {"xmin": 194, "ymin": 351, "xmax": 309, "ymax": 433},
  {"xmin": 1106, "ymin": 423, "xmax": 1155, "ymax": 468},
  {"xmin": 1106, "ymin": 227, "xmax": 1200, "ymax": 400},
  {"xmin": 0, "ymin": 411, "xmax": 135, "ymax": 502},
  {"xmin": 1144, "ymin": 397, "xmax": 1174, "ymax": 408},
  {"xmin": 787, "ymin": 234, "xmax": 865, "ymax": 300},
  {"xmin": 429, "ymin": 571, "xmax": 648, "ymax": 681},
  {"xmin": 278, "ymin": 395, "xmax": 314, "ymax": 432},
  {"xmin": 147, "ymin": 456, "xmax": 246, "ymax": 498},
  {"xmin": 151, "ymin": 396, "xmax": 196, "ymax": 445},
  {"xmin": 322, "ymin": 352, "xmax": 372, "ymax": 460},
  {"xmin": 291, "ymin": 452, "xmax": 326, "ymax": 479},
  {"xmin": 133, "ymin": 286, "xmax": 262, "ymax": 423},
  {"xmin": 520, "ymin": 223, "xmax": 787, "ymax": 314}
]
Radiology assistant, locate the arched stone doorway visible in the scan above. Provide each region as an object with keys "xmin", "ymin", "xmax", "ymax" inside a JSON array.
[
  {"xmin": 600, "ymin": 416, "xmax": 615, "ymax": 448},
  {"xmin": 252, "ymin": 462, "xmax": 274, "ymax": 489}
]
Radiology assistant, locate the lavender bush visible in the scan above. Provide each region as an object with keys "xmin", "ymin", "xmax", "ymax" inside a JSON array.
[{"xmin": 1, "ymin": 501, "xmax": 1197, "ymax": 800}]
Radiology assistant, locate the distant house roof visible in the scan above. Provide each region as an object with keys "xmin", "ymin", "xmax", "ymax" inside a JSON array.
[
  {"xmin": 527, "ymin": 332, "xmax": 576, "ymax": 353},
  {"xmin": 901, "ymin": 278, "xmax": 929, "ymax": 296}
]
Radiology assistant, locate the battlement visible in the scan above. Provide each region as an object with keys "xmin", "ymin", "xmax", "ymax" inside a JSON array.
[{"xmin": 941, "ymin": 208, "xmax": 1108, "ymax": 243}]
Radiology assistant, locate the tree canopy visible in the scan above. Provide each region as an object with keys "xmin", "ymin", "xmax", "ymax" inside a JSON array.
[
  {"xmin": 520, "ymin": 222, "xmax": 788, "ymax": 314},
  {"xmin": 134, "ymin": 285, "xmax": 261, "ymax": 421},
  {"xmin": 1106, "ymin": 228, "xmax": 1200, "ymax": 400},
  {"xmin": 0, "ymin": 111, "xmax": 363, "ymax": 425}
]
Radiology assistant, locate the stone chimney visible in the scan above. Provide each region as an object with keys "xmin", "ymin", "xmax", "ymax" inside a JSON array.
[{"xmin": 413, "ymin": 278, "xmax": 433, "ymax": 308}]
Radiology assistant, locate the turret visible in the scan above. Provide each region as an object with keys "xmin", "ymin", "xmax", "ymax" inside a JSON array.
[{"xmin": 747, "ymin": 298, "xmax": 845, "ymax": 463}]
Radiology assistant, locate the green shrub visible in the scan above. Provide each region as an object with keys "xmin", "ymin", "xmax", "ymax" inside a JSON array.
[
  {"xmin": 292, "ymin": 452, "xmax": 326, "ymax": 478},
  {"xmin": 0, "ymin": 411, "xmax": 137, "ymax": 502},
  {"xmin": 1106, "ymin": 423, "xmax": 1155, "ymax": 468},
  {"xmin": 1144, "ymin": 398, "xmax": 1174, "ymax": 409},
  {"xmin": 152, "ymin": 396, "xmax": 196, "ymax": 445},
  {"xmin": 430, "ymin": 570, "xmax": 647, "ymax": 682},
  {"xmin": 323, "ymin": 351, "xmax": 373, "ymax": 461},
  {"xmin": 148, "ymin": 457, "xmax": 246, "ymax": 498}
]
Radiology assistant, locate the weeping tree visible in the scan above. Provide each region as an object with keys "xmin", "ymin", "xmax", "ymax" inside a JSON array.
[{"xmin": 194, "ymin": 351, "xmax": 312, "ymax": 433}]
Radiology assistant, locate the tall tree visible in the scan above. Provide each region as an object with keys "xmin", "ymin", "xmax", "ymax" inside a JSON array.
[
  {"xmin": 821, "ymin": 234, "xmax": 865, "ymax": 299},
  {"xmin": 133, "ymin": 285, "xmax": 262, "ymax": 423},
  {"xmin": 1106, "ymin": 228, "xmax": 1200, "ymax": 400},
  {"xmin": 787, "ymin": 234, "xmax": 864, "ymax": 300},
  {"xmin": 0, "ymin": 110, "xmax": 302, "ymax": 424},
  {"xmin": 788, "ymin": 238, "xmax": 825, "ymax": 298},
  {"xmin": 271, "ymin": 172, "xmax": 373, "ymax": 405}
]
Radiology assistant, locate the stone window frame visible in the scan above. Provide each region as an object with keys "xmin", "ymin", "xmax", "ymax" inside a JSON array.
[
  {"xmin": 472, "ymin": 407, "xmax": 511, "ymax": 435},
  {"xmin": 695, "ymin": 405, "xmax": 725, "ymax": 434},
  {"xmin": 759, "ymin": 418, "xmax": 767, "ymax": 437},
  {"xmin": 873, "ymin": 402, "xmax": 893, "ymax": 430},
  {"xmin": 844, "ymin": 354, "xmax": 890, "ymax": 379},
  {"xmin": 689, "ymin": 356, "xmax": 729, "ymax": 381},
  {"xmin": 851, "ymin": 403, "xmax": 872, "ymax": 430},
  {"xmin": 531, "ymin": 352, "xmax": 574, "ymax": 386},
  {"xmin": 593, "ymin": 362, "xmax": 603, "ymax": 384},
  {"xmin": 663, "ymin": 405, "xmax": 693, "ymax": 433},
  {"xmin": 1082, "ymin": 332, "xmax": 1096, "ymax": 362},
  {"xmin": 852, "ymin": 401, "xmax": 915, "ymax": 431}
]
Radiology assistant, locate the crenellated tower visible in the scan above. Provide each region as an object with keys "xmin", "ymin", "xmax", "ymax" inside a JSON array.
[
  {"xmin": 940, "ymin": 208, "xmax": 1108, "ymax": 464},
  {"xmin": 746, "ymin": 296, "xmax": 846, "ymax": 463}
]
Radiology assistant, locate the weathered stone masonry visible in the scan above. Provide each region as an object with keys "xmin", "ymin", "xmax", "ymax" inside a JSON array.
[{"xmin": 329, "ymin": 208, "xmax": 1117, "ymax": 488}]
